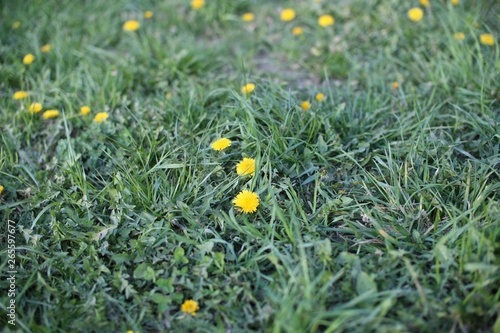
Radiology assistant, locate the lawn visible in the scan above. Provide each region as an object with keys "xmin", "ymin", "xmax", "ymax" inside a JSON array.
[{"xmin": 1, "ymin": 0, "xmax": 500, "ymax": 332}]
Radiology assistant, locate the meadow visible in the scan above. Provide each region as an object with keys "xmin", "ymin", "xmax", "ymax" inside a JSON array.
[{"xmin": 1, "ymin": 0, "xmax": 500, "ymax": 332}]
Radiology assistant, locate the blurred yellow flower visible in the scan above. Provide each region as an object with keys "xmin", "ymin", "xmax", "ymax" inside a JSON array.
[
  {"xmin": 211, "ymin": 138, "xmax": 231, "ymax": 151},
  {"xmin": 181, "ymin": 300, "xmax": 199, "ymax": 316},
  {"xmin": 453, "ymin": 32, "xmax": 465, "ymax": 40},
  {"xmin": 242, "ymin": 13, "xmax": 254, "ymax": 22},
  {"xmin": 144, "ymin": 11, "xmax": 153, "ymax": 19},
  {"xmin": 29, "ymin": 103, "xmax": 42, "ymax": 113},
  {"xmin": 43, "ymin": 110, "xmax": 59, "ymax": 119},
  {"xmin": 318, "ymin": 15, "xmax": 334, "ymax": 27},
  {"xmin": 408, "ymin": 8, "xmax": 423, "ymax": 22},
  {"xmin": 40, "ymin": 44, "xmax": 51, "ymax": 53},
  {"xmin": 233, "ymin": 190, "xmax": 259, "ymax": 214},
  {"xmin": 480, "ymin": 34, "xmax": 494, "ymax": 45},
  {"xmin": 80, "ymin": 106, "xmax": 91, "ymax": 115},
  {"xmin": 280, "ymin": 8, "xmax": 296, "ymax": 21},
  {"xmin": 301, "ymin": 101, "xmax": 310, "ymax": 110},
  {"xmin": 191, "ymin": 0, "xmax": 205, "ymax": 10},
  {"xmin": 392, "ymin": 82, "xmax": 399, "ymax": 90},
  {"xmin": 419, "ymin": 0, "xmax": 430, "ymax": 7},
  {"xmin": 451, "ymin": 0, "xmax": 458, "ymax": 5},
  {"xmin": 241, "ymin": 83, "xmax": 255, "ymax": 94},
  {"xmin": 292, "ymin": 27, "xmax": 304, "ymax": 35},
  {"xmin": 236, "ymin": 157, "xmax": 255, "ymax": 177},
  {"xmin": 13, "ymin": 91, "xmax": 28, "ymax": 100},
  {"xmin": 12, "ymin": 21, "xmax": 20, "ymax": 29},
  {"xmin": 316, "ymin": 93, "xmax": 325, "ymax": 101},
  {"xmin": 94, "ymin": 112, "xmax": 109, "ymax": 123},
  {"xmin": 123, "ymin": 20, "xmax": 140, "ymax": 31},
  {"xmin": 165, "ymin": 92, "xmax": 173, "ymax": 99},
  {"xmin": 0, "ymin": 185, "xmax": 3, "ymax": 195},
  {"xmin": 23, "ymin": 54, "xmax": 34, "ymax": 64}
]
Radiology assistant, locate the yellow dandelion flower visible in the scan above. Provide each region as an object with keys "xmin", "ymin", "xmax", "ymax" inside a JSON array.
[
  {"xmin": 242, "ymin": 13, "xmax": 254, "ymax": 22},
  {"xmin": 12, "ymin": 21, "xmax": 20, "ymax": 29},
  {"xmin": 408, "ymin": 8, "xmax": 423, "ymax": 22},
  {"xmin": 181, "ymin": 300, "xmax": 199, "ymax": 316},
  {"xmin": 453, "ymin": 32, "xmax": 465, "ymax": 40},
  {"xmin": 292, "ymin": 27, "xmax": 304, "ymax": 35},
  {"xmin": 419, "ymin": 0, "xmax": 430, "ymax": 7},
  {"xmin": 144, "ymin": 11, "xmax": 153, "ymax": 19},
  {"xmin": 315, "ymin": 93, "xmax": 325, "ymax": 101},
  {"xmin": 94, "ymin": 112, "xmax": 109, "ymax": 123},
  {"xmin": 280, "ymin": 8, "xmax": 296, "ymax": 22},
  {"xmin": 123, "ymin": 20, "xmax": 140, "ymax": 31},
  {"xmin": 233, "ymin": 190, "xmax": 260, "ymax": 214},
  {"xmin": 43, "ymin": 110, "xmax": 59, "ymax": 119},
  {"xmin": 318, "ymin": 15, "xmax": 334, "ymax": 27},
  {"xmin": 451, "ymin": 0, "xmax": 458, "ymax": 5},
  {"xmin": 0, "ymin": 185, "xmax": 3, "ymax": 195},
  {"xmin": 211, "ymin": 138, "xmax": 231, "ymax": 151},
  {"xmin": 23, "ymin": 54, "xmax": 34, "ymax": 65},
  {"xmin": 165, "ymin": 92, "xmax": 173, "ymax": 99},
  {"xmin": 236, "ymin": 157, "xmax": 255, "ymax": 177},
  {"xmin": 241, "ymin": 83, "xmax": 255, "ymax": 94},
  {"xmin": 191, "ymin": 0, "xmax": 205, "ymax": 10},
  {"xmin": 29, "ymin": 103, "xmax": 42, "ymax": 114},
  {"xmin": 392, "ymin": 82, "xmax": 399, "ymax": 90},
  {"xmin": 40, "ymin": 44, "xmax": 51, "ymax": 53},
  {"xmin": 80, "ymin": 106, "xmax": 91, "ymax": 115},
  {"xmin": 301, "ymin": 101, "xmax": 310, "ymax": 111},
  {"xmin": 480, "ymin": 34, "xmax": 494, "ymax": 45},
  {"xmin": 13, "ymin": 91, "xmax": 28, "ymax": 100}
]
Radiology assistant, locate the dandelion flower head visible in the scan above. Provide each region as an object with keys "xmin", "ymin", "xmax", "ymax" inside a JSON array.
[
  {"xmin": 12, "ymin": 21, "xmax": 20, "ymax": 29},
  {"xmin": 181, "ymin": 300, "xmax": 199, "ymax": 316},
  {"xmin": 480, "ymin": 34, "xmax": 494, "ymax": 45},
  {"xmin": 241, "ymin": 83, "xmax": 255, "ymax": 94},
  {"xmin": 123, "ymin": 20, "xmax": 140, "ymax": 31},
  {"xmin": 40, "ymin": 44, "xmax": 51, "ymax": 53},
  {"xmin": 316, "ymin": 93, "xmax": 325, "ymax": 101},
  {"xmin": 292, "ymin": 27, "xmax": 304, "ymax": 35},
  {"xmin": 191, "ymin": 0, "xmax": 205, "ymax": 10},
  {"xmin": 80, "ymin": 106, "xmax": 91, "ymax": 115},
  {"xmin": 408, "ymin": 8, "xmax": 423, "ymax": 22},
  {"xmin": 0, "ymin": 185, "xmax": 3, "ymax": 195},
  {"xmin": 280, "ymin": 8, "xmax": 296, "ymax": 21},
  {"xmin": 212, "ymin": 138, "xmax": 231, "ymax": 151},
  {"xmin": 242, "ymin": 13, "xmax": 254, "ymax": 22},
  {"xmin": 13, "ymin": 91, "xmax": 28, "ymax": 100},
  {"xmin": 318, "ymin": 15, "xmax": 334, "ymax": 27},
  {"xmin": 419, "ymin": 0, "xmax": 430, "ymax": 7},
  {"xmin": 392, "ymin": 82, "xmax": 399, "ymax": 90},
  {"xmin": 43, "ymin": 110, "xmax": 59, "ymax": 119},
  {"xmin": 144, "ymin": 11, "xmax": 153, "ymax": 19},
  {"xmin": 94, "ymin": 112, "xmax": 109, "ymax": 123},
  {"xmin": 29, "ymin": 103, "xmax": 42, "ymax": 114},
  {"xmin": 301, "ymin": 101, "xmax": 310, "ymax": 111},
  {"xmin": 454, "ymin": 32, "xmax": 465, "ymax": 40},
  {"xmin": 451, "ymin": 0, "xmax": 459, "ymax": 5},
  {"xmin": 233, "ymin": 190, "xmax": 260, "ymax": 214},
  {"xmin": 23, "ymin": 54, "xmax": 34, "ymax": 65},
  {"xmin": 236, "ymin": 157, "xmax": 255, "ymax": 177}
]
